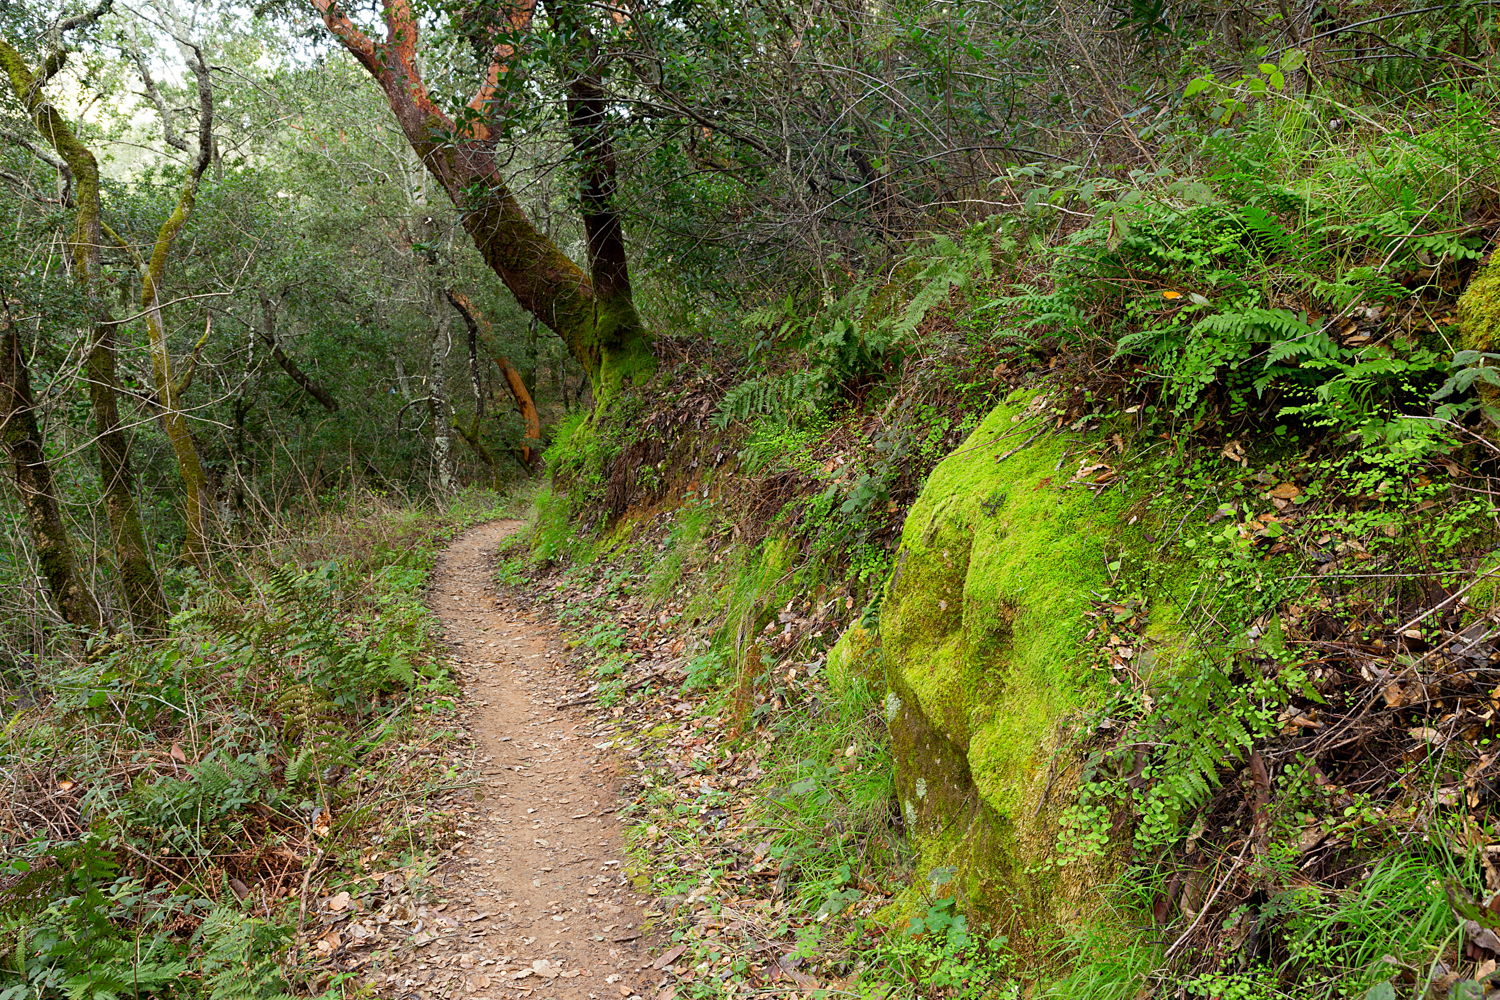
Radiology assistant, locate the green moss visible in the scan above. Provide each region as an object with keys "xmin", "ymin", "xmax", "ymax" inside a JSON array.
[
  {"xmin": 827, "ymin": 622, "xmax": 880, "ymax": 694},
  {"xmin": 880, "ymin": 391, "xmax": 1176, "ymax": 939},
  {"xmin": 529, "ymin": 483, "xmax": 598, "ymax": 565},
  {"xmin": 595, "ymin": 314, "xmax": 656, "ymax": 403},
  {"xmin": 1457, "ymin": 255, "xmax": 1500, "ymax": 407}
]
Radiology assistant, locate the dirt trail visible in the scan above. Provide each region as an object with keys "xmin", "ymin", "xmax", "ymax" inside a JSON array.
[{"xmin": 411, "ymin": 520, "xmax": 654, "ymax": 1000}]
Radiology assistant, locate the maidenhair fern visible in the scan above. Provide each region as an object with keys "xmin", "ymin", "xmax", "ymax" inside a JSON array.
[{"xmin": 1055, "ymin": 653, "xmax": 1304, "ymax": 867}]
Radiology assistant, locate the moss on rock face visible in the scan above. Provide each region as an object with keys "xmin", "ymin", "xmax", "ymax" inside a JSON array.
[
  {"xmin": 1457, "ymin": 254, "xmax": 1500, "ymax": 409},
  {"xmin": 827, "ymin": 622, "xmax": 879, "ymax": 693},
  {"xmin": 879, "ymin": 392, "xmax": 1154, "ymax": 937}
]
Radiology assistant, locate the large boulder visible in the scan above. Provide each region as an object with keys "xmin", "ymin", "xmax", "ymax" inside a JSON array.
[
  {"xmin": 1458, "ymin": 254, "xmax": 1500, "ymax": 410},
  {"xmin": 879, "ymin": 392, "xmax": 1171, "ymax": 937}
]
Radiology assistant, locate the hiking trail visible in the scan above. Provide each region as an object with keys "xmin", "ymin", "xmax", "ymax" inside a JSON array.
[{"xmin": 389, "ymin": 519, "xmax": 654, "ymax": 1000}]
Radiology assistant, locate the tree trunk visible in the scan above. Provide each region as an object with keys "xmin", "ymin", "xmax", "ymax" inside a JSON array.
[
  {"xmin": 311, "ymin": 0, "xmax": 654, "ymax": 401},
  {"xmin": 428, "ymin": 306, "xmax": 455, "ymax": 493},
  {"xmin": 134, "ymin": 22, "xmax": 217, "ymax": 569},
  {"xmin": 455, "ymin": 310, "xmax": 501, "ymax": 487},
  {"xmin": 524, "ymin": 315, "xmax": 538, "ymax": 398},
  {"xmin": 88, "ymin": 318, "xmax": 167, "ymax": 634},
  {"xmin": 453, "ymin": 414, "xmax": 500, "ymax": 486},
  {"xmin": 467, "ymin": 304, "xmax": 485, "ymax": 421},
  {"xmin": 144, "ymin": 311, "xmax": 213, "ymax": 568},
  {"xmin": 0, "ymin": 35, "xmax": 167, "ymax": 635},
  {"xmin": 0, "ymin": 315, "xmax": 102, "ymax": 630},
  {"xmin": 445, "ymin": 290, "xmax": 542, "ymax": 472},
  {"xmin": 410, "ymin": 161, "xmax": 456, "ymax": 495},
  {"xmin": 142, "ymin": 273, "xmax": 213, "ymax": 569},
  {"xmin": 496, "ymin": 354, "xmax": 542, "ymax": 472}
]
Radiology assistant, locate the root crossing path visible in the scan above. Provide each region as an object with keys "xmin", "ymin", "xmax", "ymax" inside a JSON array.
[{"xmin": 416, "ymin": 520, "xmax": 655, "ymax": 1000}]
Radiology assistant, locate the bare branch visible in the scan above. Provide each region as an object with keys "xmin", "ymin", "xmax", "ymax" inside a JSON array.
[{"xmin": 126, "ymin": 41, "xmax": 189, "ymax": 152}]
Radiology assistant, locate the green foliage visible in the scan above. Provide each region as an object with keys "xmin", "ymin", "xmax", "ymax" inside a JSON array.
[
  {"xmin": 712, "ymin": 371, "xmax": 828, "ymax": 431},
  {"xmin": 643, "ymin": 505, "xmax": 712, "ymax": 607},
  {"xmin": 872, "ymin": 890, "xmax": 1017, "ymax": 1000},
  {"xmin": 0, "ymin": 499, "xmax": 465, "ymax": 998},
  {"xmin": 1057, "ymin": 651, "xmax": 1307, "ymax": 866},
  {"xmin": 0, "ymin": 833, "xmax": 299, "ymax": 1000},
  {"xmin": 757, "ymin": 674, "xmax": 898, "ymax": 915}
]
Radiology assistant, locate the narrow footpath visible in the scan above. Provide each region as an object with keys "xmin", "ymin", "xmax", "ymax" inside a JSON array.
[{"xmin": 404, "ymin": 519, "xmax": 654, "ymax": 1000}]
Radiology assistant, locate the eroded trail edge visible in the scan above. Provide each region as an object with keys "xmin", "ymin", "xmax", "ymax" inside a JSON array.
[{"xmin": 391, "ymin": 519, "xmax": 654, "ymax": 1000}]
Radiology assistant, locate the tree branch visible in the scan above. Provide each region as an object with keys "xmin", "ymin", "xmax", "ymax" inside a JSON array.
[
  {"xmin": 257, "ymin": 294, "xmax": 339, "ymax": 412},
  {"xmin": 308, "ymin": 0, "xmax": 379, "ymax": 72},
  {"xmin": 127, "ymin": 43, "xmax": 188, "ymax": 152}
]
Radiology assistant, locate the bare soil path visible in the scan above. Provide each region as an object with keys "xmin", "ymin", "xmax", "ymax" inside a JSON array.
[{"xmin": 404, "ymin": 520, "xmax": 654, "ymax": 1000}]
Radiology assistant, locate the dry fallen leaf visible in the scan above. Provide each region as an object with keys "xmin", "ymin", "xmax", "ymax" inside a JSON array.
[
  {"xmin": 312, "ymin": 807, "xmax": 332, "ymax": 838},
  {"xmin": 1469, "ymin": 920, "xmax": 1500, "ymax": 953},
  {"xmin": 653, "ymin": 944, "xmax": 687, "ymax": 970}
]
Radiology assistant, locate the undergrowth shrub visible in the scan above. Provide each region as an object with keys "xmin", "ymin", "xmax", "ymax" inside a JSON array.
[{"xmin": 0, "ymin": 493, "xmax": 495, "ymax": 998}]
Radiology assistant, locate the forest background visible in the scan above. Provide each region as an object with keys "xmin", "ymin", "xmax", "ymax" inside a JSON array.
[{"xmin": 1, "ymin": 0, "xmax": 1499, "ymax": 997}]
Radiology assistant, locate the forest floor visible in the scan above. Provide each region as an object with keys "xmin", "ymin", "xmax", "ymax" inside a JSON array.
[{"xmin": 371, "ymin": 520, "xmax": 660, "ymax": 1000}]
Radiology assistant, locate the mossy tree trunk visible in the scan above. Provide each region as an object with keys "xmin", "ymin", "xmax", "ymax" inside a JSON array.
[
  {"xmin": 0, "ymin": 314, "xmax": 103, "ymax": 630},
  {"xmin": 130, "ymin": 32, "xmax": 216, "ymax": 568},
  {"xmin": 86, "ymin": 319, "xmax": 167, "ymax": 635},
  {"xmin": 311, "ymin": 0, "xmax": 655, "ymax": 402},
  {"xmin": 0, "ymin": 29, "xmax": 168, "ymax": 636}
]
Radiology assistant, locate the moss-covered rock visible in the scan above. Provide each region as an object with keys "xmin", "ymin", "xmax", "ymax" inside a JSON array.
[
  {"xmin": 879, "ymin": 391, "xmax": 1160, "ymax": 940},
  {"xmin": 1457, "ymin": 253, "xmax": 1500, "ymax": 408},
  {"xmin": 827, "ymin": 621, "xmax": 880, "ymax": 693}
]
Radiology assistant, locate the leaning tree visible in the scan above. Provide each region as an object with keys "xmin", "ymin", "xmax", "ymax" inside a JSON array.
[{"xmin": 310, "ymin": 0, "xmax": 653, "ymax": 402}]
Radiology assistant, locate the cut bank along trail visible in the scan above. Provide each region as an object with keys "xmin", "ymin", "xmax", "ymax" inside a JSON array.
[{"xmin": 397, "ymin": 520, "xmax": 654, "ymax": 1000}]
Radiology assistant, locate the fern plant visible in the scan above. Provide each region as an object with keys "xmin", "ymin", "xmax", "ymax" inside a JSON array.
[
  {"xmin": 1056, "ymin": 652, "xmax": 1309, "ymax": 866},
  {"xmin": 712, "ymin": 370, "xmax": 828, "ymax": 430}
]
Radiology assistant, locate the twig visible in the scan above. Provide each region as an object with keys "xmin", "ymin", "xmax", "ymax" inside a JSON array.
[
  {"xmin": 1391, "ymin": 566, "xmax": 1500, "ymax": 636},
  {"xmin": 994, "ymin": 429, "xmax": 1046, "ymax": 464},
  {"xmin": 296, "ymin": 845, "xmax": 327, "ymax": 937},
  {"xmin": 1164, "ymin": 839, "xmax": 1250, "ymax": 959}
]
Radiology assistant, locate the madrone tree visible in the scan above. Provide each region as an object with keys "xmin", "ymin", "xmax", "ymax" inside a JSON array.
[{"xmin": 310, "ymin": 0, "xmax": 654, "ymax": 401}]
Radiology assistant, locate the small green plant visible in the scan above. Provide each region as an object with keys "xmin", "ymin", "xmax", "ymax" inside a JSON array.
[
  {"xmin": 494, "ymin": 557, "xmax": 528, "ymax": 586},
  {"xmin": 873, "ymin": 876, "xmax": 1018, "ymax": 1000},
  {"xmin": 1056, "ymin": 651, "xmax": 1311, "ymax": 866}
]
